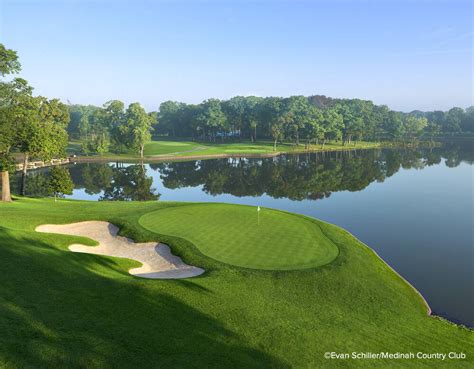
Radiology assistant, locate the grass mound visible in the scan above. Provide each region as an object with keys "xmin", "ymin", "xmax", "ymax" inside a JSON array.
[{"xmin": 138, "ymin": 203, "xmax": 339, "ymax": 270}]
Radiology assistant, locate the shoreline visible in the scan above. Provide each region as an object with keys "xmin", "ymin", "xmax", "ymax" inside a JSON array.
[
  {"xmin": 313, "ymin": 218, "xmax": 472, "ymax": 330},
  {"xmin": 15, "ymin": 139, "xmax": 447, "ymax": 168},
  {"xmin": 70, "ymin": 145, "xmax": 380, "ymax": 164}
]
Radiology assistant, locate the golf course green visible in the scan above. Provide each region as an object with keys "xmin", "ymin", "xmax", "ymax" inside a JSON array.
[
  {"xmin": 0, "ymin": 198, "xmax": 472, "ymax": 368},
  {"xmin": 139, "ymin": 203, "xmax": 339, "ymax": 270}
]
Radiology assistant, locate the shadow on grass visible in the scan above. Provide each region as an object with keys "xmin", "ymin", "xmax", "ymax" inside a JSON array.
[{"xmin": 0, "ymin": 229, "xmax": 289, "ymax": 369}]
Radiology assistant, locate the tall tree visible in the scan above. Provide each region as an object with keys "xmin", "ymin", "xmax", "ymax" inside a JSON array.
[
  {"xmin": 126, "ymin": 102, "xmax": 153, "ymax": 158},
  {"xmin": 15, "ymin": 96, "xmax": 69, "ymax": 195},
  {"xmin": 103, "ymin": 100, "xmax": 126, "ymax": 152},
  {"xmin": 158, "ymin": 101, "xmax": 182, "ymax": 137},
  {"xmin": 301, "ymin": 105, "xmax": 324, "ymax": 148},
  {"xmin": 383, "ymin": 111, "xmax": 405, "ymax": 141},
  {"xmin": 222, "ymin": 96, "xmax": 246, "ymax": 138},
  {"xmin": 197, "ymin": 99, "xmax": 227, "ymax": 141},
  {"xmin": 321, "ymin": 108, "xmax": 343, "ymax": 147},
  {"xmin": 404, "ymin": 115, "xmax": 428, "ymax": 143},
  {"xmin": 261, "ymin": 97, "xmax": 283, "ymax": 150},
  {"xmin": 445, "ymin": 107, "xmax": 464, "ymax": 133},
  {"xmin": 0, "ymin": 44, "xmax": 22, "ymax": 201},
  {"xmin": 243, "ymin": 96, "xmax": 263, "ymax": 142}
]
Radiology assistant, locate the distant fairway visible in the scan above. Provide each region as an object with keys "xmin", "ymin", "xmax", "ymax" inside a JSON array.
[
  {"xmin": 144, "ymin": 141, "xmax": 203, "ymax": 156},
  {"xmin": 138, "ymin": 203, "xmax": 339, "ymax": 270}
]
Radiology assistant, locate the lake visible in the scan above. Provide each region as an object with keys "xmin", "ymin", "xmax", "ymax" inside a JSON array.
[{"xmin": 13, "ymin": 140, "xmax": 473, "ymax": 327}]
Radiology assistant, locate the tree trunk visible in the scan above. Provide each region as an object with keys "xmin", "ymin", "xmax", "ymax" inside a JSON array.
[
  {"xmin": 140, "ymin": 145, "xmax": 144, "ymax": 159},
  {"xmin": 321, "ymin": 139, "xmax": 326, "ymax": 149},
  {"xmin": 1, "ymin": 171, "xmax": 12, "ymax": 202},
  {"xmin": 20, "ymin": 152, "xmax": 29, "ymax": 196},
  {"xmin": 254, "ymin": 126, "xmax": 257, "ymax": 142},
  {"xmin": 273, "ymin": 138, "xmax": 277, "ymax": 151}
]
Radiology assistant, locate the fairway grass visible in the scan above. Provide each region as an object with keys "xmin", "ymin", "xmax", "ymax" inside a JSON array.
[
  {"xmin": 0, "ymin": 198, "xmax": 472, "ymax": 368},
  {"xmin": 146, "ymin": 140, "xmax": 381, "ymax": 158},
  {"xmin": 69, "ymin": 139, "xmax": 380, "ymax": 162},
  {"xmin": 139, "ymin": 204, "xmax": 339, "ymax": 270},
  {"xmin": 144, "ymin": 140, "xmax": 203, "ymax": 156}
]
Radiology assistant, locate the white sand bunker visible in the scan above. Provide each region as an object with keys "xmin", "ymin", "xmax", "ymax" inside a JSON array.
[{"xmin": 36, "ymin": 221, "xmax": 205, "ymax": 279}]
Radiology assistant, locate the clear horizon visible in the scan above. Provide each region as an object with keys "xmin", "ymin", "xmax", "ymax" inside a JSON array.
[{"xmin": 1, "ymin": 0, "xmax": 472, "ymax": 112}]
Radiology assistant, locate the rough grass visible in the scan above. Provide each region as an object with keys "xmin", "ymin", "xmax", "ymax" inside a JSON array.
[
  {"xmin": 139, "ymin": 203, "xmax": 338, "ymax": 270},
  {"xmin": 0, "ymin": 198, "xmax": 472, "ymax": 369}
]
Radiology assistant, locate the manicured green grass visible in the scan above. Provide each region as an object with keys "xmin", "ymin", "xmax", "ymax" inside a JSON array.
[
  {"xmin": 139, "ymin": 203, "xmax": 338, "ymax": 270},
  {"xmin": 146, "ymin": 140, "xmax": 380, "ymax": 157},
  {"xmin": 182, "ymin": 141, "xmax": 380, "ymax": 157},
  {"xmin": 144, "ymin": 140, "xmax": 203, "ymax": 156},
  {"xmin": 0, "ymin": 198, "xmax": 472, "ymax": 368},
  {"xmin": 67, "ymin": 139, "xmax": 380, "ymax": 161}
]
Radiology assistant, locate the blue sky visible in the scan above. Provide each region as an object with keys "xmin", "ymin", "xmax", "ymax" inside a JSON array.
[{"xmin": 0, "ymin": 0, "xmax": 472, "ymax": 112}]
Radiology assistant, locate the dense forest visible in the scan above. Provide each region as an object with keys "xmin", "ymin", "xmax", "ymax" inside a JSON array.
[{"xmin": 68, "ymin": 96, "xmax": 474, "ymax": 155}]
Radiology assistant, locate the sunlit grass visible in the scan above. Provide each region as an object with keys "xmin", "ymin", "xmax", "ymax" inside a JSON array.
[
  {"xmin": 139, "ymin": 203, "xmax": 338, "ymax": 270},
  {"xmin": 0, "ymin": 198, "xmax": 470, "ymax": 368}
]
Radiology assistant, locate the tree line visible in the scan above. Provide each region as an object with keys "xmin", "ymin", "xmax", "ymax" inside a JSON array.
[{"xmin": 69, "ymin": 96, "xmax": 474, "ymax": 155}]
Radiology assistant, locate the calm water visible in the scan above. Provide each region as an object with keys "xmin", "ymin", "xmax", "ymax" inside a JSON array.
[{"xmin": 13, "ymin": 141, "xmax": 474, "ymax": 327}]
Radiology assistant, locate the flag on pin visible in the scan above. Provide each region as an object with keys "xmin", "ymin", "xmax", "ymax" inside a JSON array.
[{"xmin": 257, "ymin": 206, "xmax": 260, "ymax": 212}]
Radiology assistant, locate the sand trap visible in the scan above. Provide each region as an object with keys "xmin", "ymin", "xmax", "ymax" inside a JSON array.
[{"xmin": 36, "ymin": 221, "xmax": 205, "ymax": 279}]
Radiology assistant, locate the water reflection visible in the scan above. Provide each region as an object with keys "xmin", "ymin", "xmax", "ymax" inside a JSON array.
[
  {"xmin": 154, "ymin": 141, "xmax": 472, "ymax": 200},
  {"xmin": 13, "ymin": 141, "xmax": 472, "ymax": 201},
  {"xmin": 15, "ymin": 163, "xmax": 160, "ymax": 201}
]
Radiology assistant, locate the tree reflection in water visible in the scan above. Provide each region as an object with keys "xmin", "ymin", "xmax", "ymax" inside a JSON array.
[{"xmin": 11, "ymin": 140, "xmax": 472, "ymax": 201}]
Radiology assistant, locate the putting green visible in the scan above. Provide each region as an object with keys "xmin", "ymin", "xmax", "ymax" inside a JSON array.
[{"xmin": 138, "ymin": 203, "xmax": 339, "ymax": 270}]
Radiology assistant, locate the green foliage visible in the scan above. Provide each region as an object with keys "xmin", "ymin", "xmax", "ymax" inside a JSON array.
[
  {"xmin": 14, "ymin": 95, "xmax": 69, "ymax": 161},
  {"xmin": 0, "ymin": 43, "xmax": 20, "ymax": 76},
  {"xmin": 126, "ymin": 103, "xmax": 154, "ymax": 157},
  {"xmin": 70, "ymin": 96, "xmax": 473, "ymax": 156},
  {"xmin": 71, "ymin": 101, "xmax": 155, "ymax": 157},
  {"xmin": 404, "ymin": 116, "xmax": 428, "ymax": 141},
  {"xmin": 48, "ymin": 166, "xmax": 73, "ymax": 199},
  {"xmin": 196, "ymin": 98, "xmax": 227, "ymax": 140},
  {"xmin": 0, "ymin": 44, "xmax": 23, "ymax": 171}
]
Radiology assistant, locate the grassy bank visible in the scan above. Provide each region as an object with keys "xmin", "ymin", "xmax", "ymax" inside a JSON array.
[
  {"xmin": 67, "ymin": 139, "xmax": 380, "ymax": 162},
  {"xmin": 0, "ymin": 198, "xmax": 472, "ymax": 368}
]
